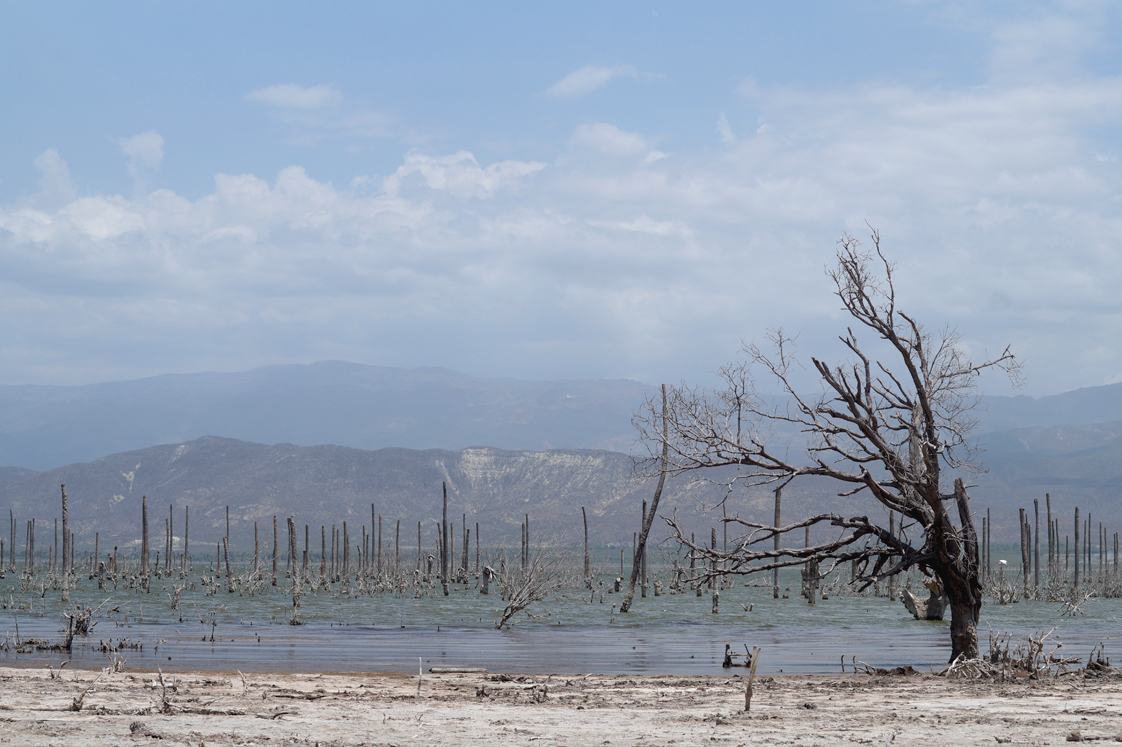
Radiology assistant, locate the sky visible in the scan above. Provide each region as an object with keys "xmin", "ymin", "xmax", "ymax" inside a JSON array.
[{"xmin": 1, "ymin": 1, "xmax": 1121, "ymax": 397}]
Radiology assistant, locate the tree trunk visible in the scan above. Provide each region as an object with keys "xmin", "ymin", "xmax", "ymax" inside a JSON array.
[
  {"xmin": 942, "ymin": 479, "xmax": 981, "ymax": 661},
  {"xmin": 620, "ymin": 384, "xmax": 667, "ymax": 613}
]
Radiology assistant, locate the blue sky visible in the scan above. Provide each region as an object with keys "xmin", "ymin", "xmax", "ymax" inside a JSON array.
[{"xmin": 1, "ymin": 1, "xmax": 1121, "ymax": 396}]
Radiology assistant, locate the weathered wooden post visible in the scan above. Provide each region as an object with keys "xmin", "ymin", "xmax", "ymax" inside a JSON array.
[
  {"xmin": 1075, "ymin": 506, "xmax": 1081, "ymax": 587},
  {"xmin": 744, "ymin": 647, "xmax": 761, "ymax": 712},
  {"xmin": 1046, "ymin": 494, "xmax": 1053, "ymax": 581},
  {"xmin": 182, "ymin": 506, "xmax": 189, "ymax": 576},
  {"xmin": 1033, "ymin": 498, "xmax": 1040, "ymax": 591},
  {"xmin": 441, "ymin": 483, "xmax": 449, "ymax": 584},
  {"xmin": 338, "ymin": 520, "xmax": 347, "ymax": 578},
  {"xmin": 981, "ymin": 515, "xmax": 988, "ymax": 586},
  {"xmin": 711, "ymin": 528, "xmax": 719, "ymax": 612},
  {"xmin": 582, "ymin": 507, "xmax": 591, "ymax": 588},
  {"xmin": 288, "ymin": 516, "xmax": 300, "ymax": 607},
  {"xmin": 141, "ymin": 495, "xmax": 150, "ymax": 579},
  {"xmin": 773, "ymin": 487, "xmax": 781, "ymax": 599},
  {"xmin": 272, "ymin": 515, "xmax": 279, "ymax": 586},
  {"xmin": 223, "ymin": 536, "xmax": 234, "ymax": 592},
  {"xmin": 60, "ymin": 484, "xmax": 70, "ymax": 602}
]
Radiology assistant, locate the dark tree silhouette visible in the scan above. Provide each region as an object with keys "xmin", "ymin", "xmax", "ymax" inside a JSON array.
[{"xmin": 635, "ymin": 229, "xmax": 1020, "ymax": 661}]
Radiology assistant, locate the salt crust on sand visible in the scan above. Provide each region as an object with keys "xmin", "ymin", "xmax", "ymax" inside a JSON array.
[{"xmin": 0, "ymin": 665, "xmax": 1120, "ymax": 746}]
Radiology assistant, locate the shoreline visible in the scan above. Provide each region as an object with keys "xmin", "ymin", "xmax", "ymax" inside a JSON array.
[{"xmin": 1, "ymin": 664, "xmax": 1120, "ymax": 745}]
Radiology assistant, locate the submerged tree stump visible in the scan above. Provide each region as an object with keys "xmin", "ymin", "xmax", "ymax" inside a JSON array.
[{"xmin": 901, "ymin": 578, "xmax": 948, "ymax": 620}]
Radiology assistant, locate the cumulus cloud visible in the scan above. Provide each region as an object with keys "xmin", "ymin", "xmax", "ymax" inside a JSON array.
[
  {"xmin": 3, "ymin": 10, "xmax": 1122, "ymax": 395},
  {"xmin": 716, "ymin": 114, "xmax": 735, "ymax": 144},
  {"xmin": 569, "ymin": 123, "xmax": 650, "ymax": 157},
  {"xmin": 116, "ymin": 130, "xmax": 164, "ymax": 195},
  {"xmin": 33, "ymin": 149, "xmax": 75, "ymax": 205},
  {"xmin": 546, "ymin": 65, "xmax": 637, "ymax": 98},
  {"xmin": 246, "ymin": 83, "xmax": 342, "ymax": 109},
  {"xmin": 384, "ymin": 151, "xmax": 545, "ymax": 199}
]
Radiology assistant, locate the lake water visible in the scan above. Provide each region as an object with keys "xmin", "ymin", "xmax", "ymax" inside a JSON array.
[{"xmin": 1, "ymin": 568, "xmax": 1118, "ymax": 676}]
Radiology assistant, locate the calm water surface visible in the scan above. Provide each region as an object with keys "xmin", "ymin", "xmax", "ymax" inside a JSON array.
[{"xmin": 2, "ymin": 569, "xmax": 1118, "ymax": 676}]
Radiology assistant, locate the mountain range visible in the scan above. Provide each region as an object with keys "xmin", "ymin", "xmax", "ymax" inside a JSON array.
[{"xmin": 0, "ymin": 361, "xmax": 1119, "ymax": 550}]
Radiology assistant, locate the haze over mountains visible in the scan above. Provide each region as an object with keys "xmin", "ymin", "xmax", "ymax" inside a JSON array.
[
  {"xmin": 0, "ymin": 361, "xmax": 1120, "ymax": 548},
  {"xmin": 1, "ymin": 360, "xmax": 1120, "ymax": 471}
]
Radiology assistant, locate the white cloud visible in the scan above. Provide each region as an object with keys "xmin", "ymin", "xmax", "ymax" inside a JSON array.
[
  {"xmin": 546, "ymin": 65, "xmax": 637, "ymax": 98},
  {"xmin": 33, "ymin": 149, "xmax": 75, "ymax": 205},
  {"xmin": 716, "ymin": 114, "xmax": 735, "ymax": 144},
  {"xmin": 116, "ymin": 130, "xmax": 164, "ymax": 195},
  {"xmin": 3, "ymin": 9, "xmax": 1122, "ymax": 396},
  {"xmin": 569, "ymin": 123, "xmax": 649, "ymax": 156},
  {"xmin": 384, "ymin": 151, "xmax": 545, "ymax": 199},
  {"xmin": 246, "ymin": 83, "xmax": 343, "ymax": 109}
]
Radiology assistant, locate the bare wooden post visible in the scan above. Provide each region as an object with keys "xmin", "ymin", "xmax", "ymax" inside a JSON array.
[
  {"xmin": 474, "ymin": 521, "xmax": 479, "ymax": 573},
  {"xmin": 343, "ymin": 521, "xmax": 350, "ymax": 579},
  {"xmin": 582, "ymin": 506, "xmax": 591, "ymax": 587},
  {"xmin": 141, "ymin": 495, "xmax": 150, "ymax": 578},
  {"xmin": 320, "ymin": 526, "xmax": 327, "ymax": 582},
  {"xmin": 641, "ymin": 499, "xmax": 648, "ymax": 598},
  {"xmin": 182, "ymin": 506, "xmax": 189, "ymax": 576},
  {"xmin": 1075, "ymin": 506, "xmax": 1081, "ymax": 588},
  {"xmin": 621, "ymin": 384, "xmax": 669, "ymax": 613},
  {"xmin": 461, "ymin": 512, "xmax": 468, "ymax": 575},
  {"xmin": 711, "ymin": 527, "xmax": 718, "ymax": 610},
  {"xmin": 167, "ymin": 504, "xmax": 173, "ymax": 571},
  {"xmin": 272, "ymin": 515, "xmax": 279, "ymax": 586},
  {"xmin": 303, "ymin": 524, "xmax": 309, "ymax": 579},
  {"xmin": 1046, "ymin": 493, "xmax": 1053, "ymax": 580},
  {"xmin": 773, "ymin": 487, "xmax": 781, "ymax": 599},
  {"xmin": 981, "ymin": 515, "xmax": 987, "ymax": 586},
  {"xmin": 417, "ymin": 521, "xmax": 422, "ymax": 573},
  {"xmin": 60, "ymin": 484, "xmax": 70, "ymax": 602},
  {"xmin": 1033, "ymin": 498, "xmax": 1040, "ymax": 591},
  {"xmin": 223, "ymin": 536, "xmax": 234, "ymax": 592},
  {"xmin": 441, "ymin": 482, "xmax": 449, "ymax": 586},
  {"xmin": 288, "ymin": 516, "xmax": 300, "ymax": 607},
  {"xmin": 378, "ymin": 513, "xmax": 384, "ymax": 575},
  {"xmin": 396, "ymin": 519, "xmax": 401, "ymax": 574},
  {"xmin": 744, "ymin": 647, "xmax": 761, "ymax": 712},
  {"xmin": 887, "ymin": 511, "xmax": 896, "ymax": 601},
  {"xmin": 986, "ymin": 507, "xmax": 992, "ymax": 582}
]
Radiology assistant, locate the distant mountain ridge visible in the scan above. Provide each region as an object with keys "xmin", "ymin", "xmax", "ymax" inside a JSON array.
[
  {"xmin": 0, "ymin": 361, "xmax": 654, "ymax": 470},
  {"xmin": 0, "ymin": 426, "xmax": 1118, "ymax": 550},
  {"xmin": 2, "ymin": 360, "xmax": 1122, "ymax": 472}
]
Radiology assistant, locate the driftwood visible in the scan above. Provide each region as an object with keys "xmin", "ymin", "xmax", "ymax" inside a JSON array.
[{"xmin": 901, "ymin": 578, "xmax": 947, "ymax": 620}]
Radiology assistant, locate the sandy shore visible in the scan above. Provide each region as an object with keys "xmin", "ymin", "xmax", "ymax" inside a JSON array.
[{"xmin": 1, "ymin": 664, "xmax": 1120, "ymax": 746}]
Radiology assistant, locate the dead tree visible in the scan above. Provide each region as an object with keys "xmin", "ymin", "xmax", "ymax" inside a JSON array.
[
  {"xmin": 634, "ymin": 230, "xmax": 1020, "ymax": 661},
  {"xmin": 495, "ymin": 536, "xmax": 574, "ymax": 628},
  {"xmin": 60, "ymin": 485, "xmax": 70, "ymax": 602},
  {"xmin": 620, "ymin": 384, "xmax": 667, "ymax": 613}
]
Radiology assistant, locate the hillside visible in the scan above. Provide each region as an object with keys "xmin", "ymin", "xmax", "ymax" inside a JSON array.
[{"xmin": 1, "ymin": 427, "xmax": 1119, "ymax": 554}]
